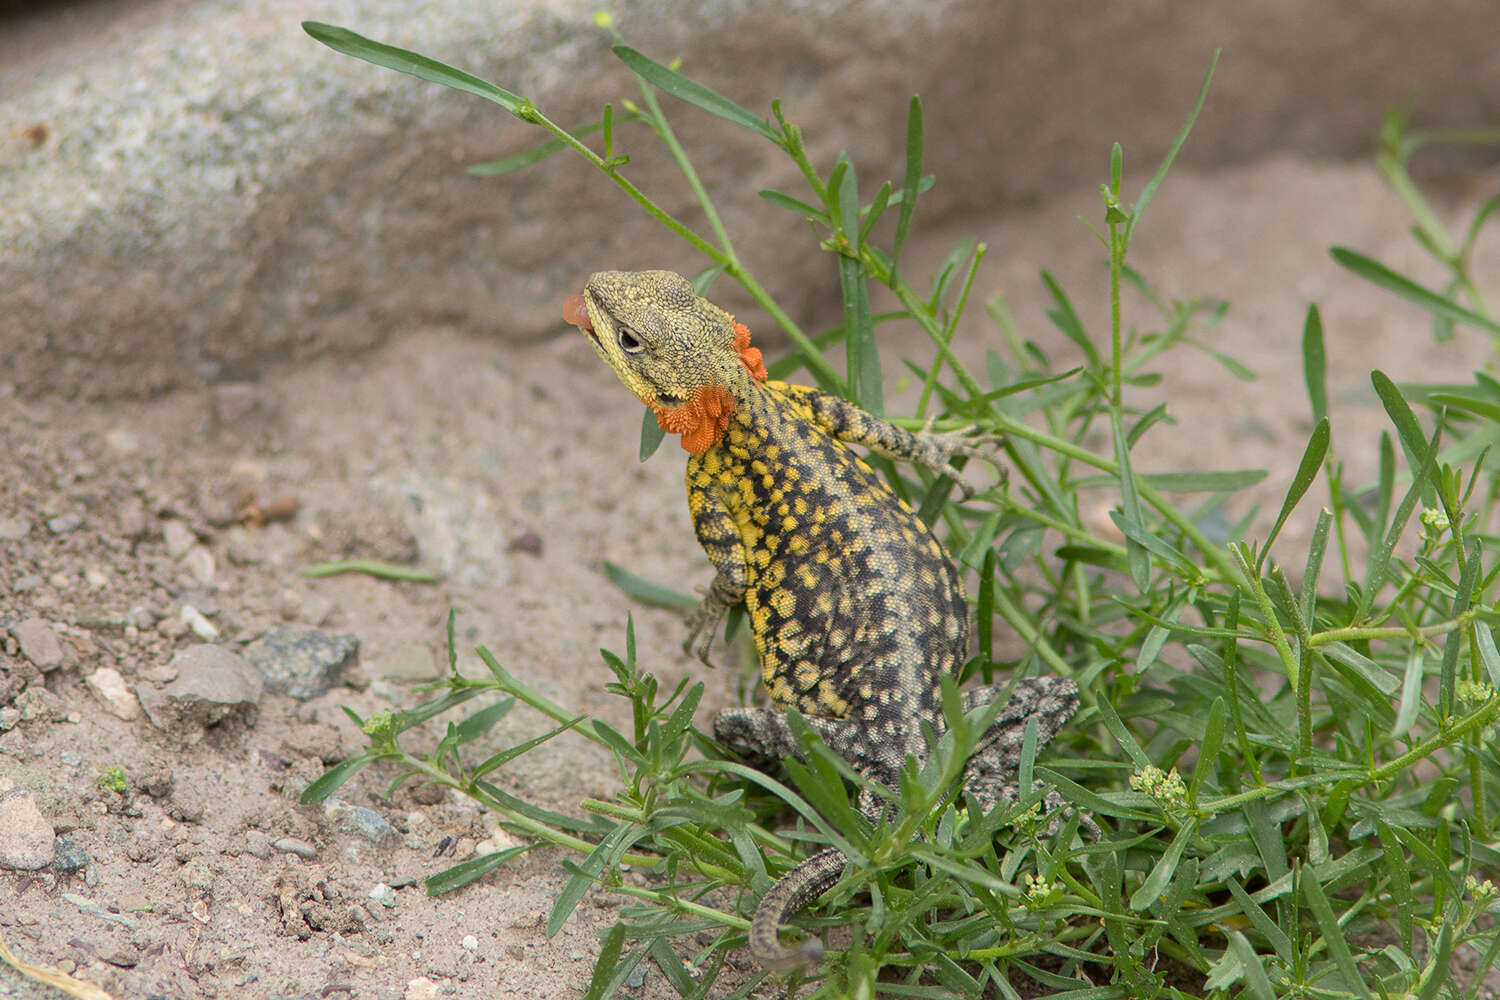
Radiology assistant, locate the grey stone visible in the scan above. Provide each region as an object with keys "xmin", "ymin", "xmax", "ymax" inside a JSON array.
[
  {"xmin": 52, "ymin": 834, "xmax": 90, "ymax": 874},
  {"xmin": 162, "ymin": 520, "xmax": 196, "ymax": 558},
  {"xmin": 85, "ymin": 667, "xmax": 142, "ymax": 721},
  {"xmin": 10, "ymin": 617, "xmax": 64, "ymax": 671},
  {"xmin": 344, "ymin": 807, "xmax": 397, "ymax": 845},
  {"xmin": 15, "ymin": 686, "xmax": 62, "ymax": 723},
  {"xmin": 0, "ymin": 517, "xmax": 29, "ymax": 541},
  {"xmin": 244, "ymin": 830, "xmax": 274, "ymax": 859},
  {"xmin": 243, "ymin": 625, "xmax": 359, "ymax": 701},
  {"xmin": 136, "ymin": 644, "xmax": 263, "ymax": 741},
  {"xmin": 6, "ymin": 0, "xmax": 1500, "ymax": 404},
  {"xmin": 46, "ymin": 513, "xmax": 82, "ymax": 534},
  {"xmin": 0, "ymin": 708, "xmax": 17, "ymax": 731},
  {"xmin": 273, "ymin": 837, "xmax": 318, "ymax": 860},
  {"xmin": 0, "ymin": 793, "xmax": 55, "ymax": 870}
]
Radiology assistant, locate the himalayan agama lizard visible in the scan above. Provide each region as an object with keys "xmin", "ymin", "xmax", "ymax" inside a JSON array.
[{"xmin": 563, "ymin": 270, "xmax": 1084, "ymax": 971}]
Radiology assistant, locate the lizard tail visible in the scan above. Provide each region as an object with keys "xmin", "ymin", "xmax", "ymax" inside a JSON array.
[{"xmin": 748, "ymin": 847, "xmax": 847, "ymax": 971}]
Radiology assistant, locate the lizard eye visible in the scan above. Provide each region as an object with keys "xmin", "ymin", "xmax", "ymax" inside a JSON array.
[{"xmin": 617, "ymin": 327, "xmax": 644, "ymax": 354}]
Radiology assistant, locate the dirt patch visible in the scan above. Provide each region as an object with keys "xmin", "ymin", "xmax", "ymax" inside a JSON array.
[{"xmin": 1, "ymin": 154, "xmax": 1495, "ymax": 997}]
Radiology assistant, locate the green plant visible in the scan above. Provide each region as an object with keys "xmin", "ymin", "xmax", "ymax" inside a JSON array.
[
  {"xmin": 300, "ymin": 19, "xmax": 1500, "ymax": 998},
  {"xmin": 96, "ymin": 764, "xmax": 128, "ymax": 795}
]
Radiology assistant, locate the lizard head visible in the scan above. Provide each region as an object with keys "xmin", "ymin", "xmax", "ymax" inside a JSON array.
[{"xmin": 562, "ymin": 270, "xmax": 767, "ymax": 454}]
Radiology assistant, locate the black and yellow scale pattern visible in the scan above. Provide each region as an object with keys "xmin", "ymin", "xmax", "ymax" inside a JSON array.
[{"xmin": 566, "ymin": 270, "xmax": 1082, "ymax": 972}]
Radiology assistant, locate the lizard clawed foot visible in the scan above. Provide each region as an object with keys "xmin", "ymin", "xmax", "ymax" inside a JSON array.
[
  {"xmin": 917, "ymin": 417, "xmax": 1007, "ymax": 501},
  {"xmin": 682, "ymin": 594, "xmax": 727, "ymax": 667}
]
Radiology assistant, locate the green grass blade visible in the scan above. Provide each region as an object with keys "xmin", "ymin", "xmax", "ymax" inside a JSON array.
[
  {"xmin": 1130, "ymin": 820, "xmax": 1194, "ymax": 910},
  {"xmin": 1113, "ymin": 420, "xmax": 1152, "ymax": 593},
  {"xmin": 299, "ymin": 559, "xmax": 441, "ymax": 581},
  {"xmin": 757, "ymin": 188, "xmax": 831, "ymax": 223},
  {"xmin": 302, "ymin": 22, "xmax": 527, "ymax": 115},
  {"xmin": 1261, "ymin": 418, "xmax": 1330, "ymax": 568},
  {"xmin": 602, "ymin": 561, "xmax": 699, "ymax": 610},
  {"xmin": 1302, "ymin": 304, "xmax": 1328, "ymax": 424},
  {"xmin": 299, "ymin": 753, "xmax": 382, "ymax": 803},
  {"xmin": 1141, "ymin": 469, "xmax": 1267, "ymax": 492},
  {"xmin": 1370, "ymin": 370, "xmax": 1432, "ymax": 472},
  {"xmin": 892, "ymin": 96, "xmax": 924, "ymax": 267},
  {"xmin": 425, "ymin": 844, "xmax": 535, "ymax": 895},
  {"xmin": 611, "ymin": 45, "xmax": 777, "ymax": 140},
  {"xmin": 1226, "ymin": 930, "xmax": 1279, "ymax": 1000},
  {"xmin": 1331, "ymin": 246, "xmax": 1500, "ymax": 337},
  {"xmin": 1302, "ymin": 868, "xmax": 1375, "ymax": 999},
  {"xmin": 1124, "ymin": 49, "xmax": 1218, "ymax": 243},
  {"xmin": 581, "ymin": 923, "xmax": 627, "ymax": 1000}
]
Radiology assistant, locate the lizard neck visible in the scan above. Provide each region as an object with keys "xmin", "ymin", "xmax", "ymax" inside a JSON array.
[{"xmin": 654, "ymin": 321, "xmax": 768, "ymax": 455}]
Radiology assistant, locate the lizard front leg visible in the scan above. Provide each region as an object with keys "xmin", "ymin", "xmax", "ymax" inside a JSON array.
[
  {"xmin": 683, "ymin": 466, "xmax": 748, "ymax": 665},
  {"xmin": 781, "ymin": 384, "xmax": 1004, "ymax": 499}
]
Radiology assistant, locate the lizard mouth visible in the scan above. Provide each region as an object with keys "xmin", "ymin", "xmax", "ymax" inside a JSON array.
[{"xmin": 561, "ymin": 293, "xmax": 595, "ymax": 341}]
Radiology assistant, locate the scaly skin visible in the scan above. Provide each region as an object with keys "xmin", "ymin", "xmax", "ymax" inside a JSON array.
[{"xmin": 564, "ymin": 270, "xmax": 1081, "ymax": 971}]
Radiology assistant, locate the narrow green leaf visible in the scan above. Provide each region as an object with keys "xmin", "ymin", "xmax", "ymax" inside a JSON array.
[
  {"xmin": 1140, "ymin": 469, "xmax": 1267, "ymax": 492},
  {"xmin": 601, "ymin": 560, "xmax": 699, "ymax": 609},
  {"xmin": 425, "ymin": 844, "xmax": 535, "ymax": 895},
  {"xmin": 1042, "ymin": 271, "xmax": 1101, "ymax": 368},
  {"xmin": 1124, "ymin": 49, "xmax": 1218, "ymax": 243},
  {"xmin": 1261, "ymin": 418, "xmax": 1330, "ymax": 567},
  {"xmin": 1320, "ymin": 642, "xmax": 1399, "ymax": 695},
  {"xmin": 1393, "ymin": 646, "xmax": 1425, "ymax": 737},
  {"xmin": 757, "ymin": 188, "xmax": 831, "ymax": 223},
  {"xmin": 1113, "ymin": 420, "xmax": 1151, "ymax": 593},
  {"xmin": 549, "ymin": 834, "xmax": 624, "ymax": 939},
  {"xmin": 454, "ymin": 697, "xmax": 515, "ymax": 745},
  {"xmin": 611, "ymin": 45, "xmax": 777, "ymax": 140},
  {"xmin": 1224, "ymin": 880, "xmax": 1294, "ymax": 963},
  {"xmin": 1331, "ymin": 246, "xmax": 1500, "ymax": 337},
  {"xmin": 1188, "ymin": 697, "xmax": 1226, "ymax": 803},
  {"xmin": 1475, "ymin": 625, "xmax": 1500, "ymax": 688},
  {"xmin": 303, "ymin": 22, "xmax": 527, "ymax": 115},
  {"xmin": 892, "ymin": 95, "xmax": 924, "ymax": 267},
  {"xmin": 958, "ymin": 509, "xmax": 1004, "ymax": 570},
  {"xmin": 859, "ymin": 181, "xmax": 893, "ymax": 242},
  {"xmin": 471, "ymin": 716, "xmax": 584, "ymax": 780},
  {"xmin": 1224, "ymin": 932, "xmax": 1279, "ymax": 1000},
  {"xmin": 299, "ymin": 559, "xmax": 441, "ymax": 581},
  {"xmin": 582, "ymin": 923, "xmax": 627, "ymax": 1000},
  {"xmin": 1370, "ymin": 370, "xmax": 1431, "ymax": 471},
  {"xmin": 638, "ymin": 405, "xmax": 666, "ymax": 461},
  {"xmin": 1303, "ymin": 868, "xmax": 1376, "ymax": 999},
  {"xmin": 299, "ymin": 754, "xmax": 381, "ymax": 804},
  {"xmin": 1241, "ymin": 797, "xmax": 1289, "ymax": 882},
  {"xmin": 1302, "ymin": 304, "xmax": 1328, "ymax": 424},
  {"xmin": 1130, "ymin": 821, "xmax": 1194, "ymax": 910},
  {"xmin": 1299, "ymin": 508, "xmax": 1331, "ymax": 627}
]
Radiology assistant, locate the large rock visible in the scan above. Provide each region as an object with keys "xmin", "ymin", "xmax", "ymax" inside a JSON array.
[
  {"xmin": 0, "ymin": 792, "xmax": 55, "ymax": 871},
  {"xmin": 3, "ymin": 0, "xmax": 1499, "ymax": 402},
  {"xmin": 137, "ymin": 644, "xmax": 264, "ymax": 741},
  {"xmin": 243, "ymin": 625, "xmax": 359, "ymax": 701}
]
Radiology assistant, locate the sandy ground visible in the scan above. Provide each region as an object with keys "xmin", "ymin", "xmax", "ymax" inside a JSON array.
[{"xmin": 1, "ymin": 154, "xmax": 1496, "ymax": 998}]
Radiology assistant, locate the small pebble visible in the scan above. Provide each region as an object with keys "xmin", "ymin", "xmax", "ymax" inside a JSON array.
[
  {"xmin": 163, "ymin": 520, "xmax": 196, "ymax": 558},
  {"xmin": 10, "ymin": 618, "xmax": 64, "ymax": 671},
  {"xmin": 84, "ymin": 567, "xmax": 109, "ymax": 589},
  {"xmin": 58, "ymin": 750, "xmax": 81, "ymax": 768},
  {"xmin": 11, "ymin": 573, "xmax": 42, "ymax": 593},
  {"xmin": 244, "ymin": 830, "xmax": 273, "ymax": 859},
  {"xmin": 85, "ymin": 667, "xmax": 141, "ymax": 720},
  {"xmin": 47, "ymin": 513, "xmax": 82, "ymax": 534},
  {"xmin": 52, "ymin": 835, "xmax": 90, "ymax": 874},
  {"xmin": 460, "ymin": 933, "xmax": 478, "ymax": 952},
  {"xmin": 346, "ymin": 807, "xmax": 397, "ymax": 844},
  {"xmin": 369, "ymin": 883, "xmax": 397, "ymax": 907},
  {"xmin": 0, "ymin": 516, "xmax": 29, "ymax": 541},
  {"xmin": 273, "ymin": 837, "xmax": 317, "ymax": 860},
  {"xmin": 180, "ymin": 605, "xmax": 219, "ymax": 640},
  {"xmin": 625, "ymin": 965, "xmax": 647, "ymax": 990},
  {"xmin": 0, "ymin": 708, "xmax": 17, "ymax": 731},
  {"xmin": 183, "ymin": 546, "xmax": 216, "ymax": 585}
]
